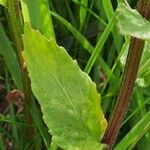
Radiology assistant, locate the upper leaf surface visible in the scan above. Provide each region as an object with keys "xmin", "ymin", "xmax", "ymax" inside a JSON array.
[
  {"xmin": 116, "ymin": 2, "xmax": 150, "ymax": 39},
  {"xmin": 23, "ymin": 25, "xmax": 107, "ymax": 150}
]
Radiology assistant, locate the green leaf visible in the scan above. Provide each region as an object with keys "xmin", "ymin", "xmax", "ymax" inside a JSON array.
[
  {"xmin": 102, "ymin": 0, "xmax": 122, "ymax": 51},
  {"xmin": 136, "ymin": 42, "xmax": 150, "ymax": 87},
  {"xmin": 116, "ymin": 2, "xmax": 150, "ymax": 40},
  {"xmin": 0, "ymin": 0, "xmax": 6, "ymax": 7},
  {"xmin": 0, "ymin": 25, "xmax": 23, "ymax": 90},
  {"xmin": 120, "ymin": 41, "xmax": 150, "ymax": 87},
  {"xmin": 79, "ymin": 0, "xmax": 88, "ymax": 28},
  {"xmin": 50, "ymin": 11, "xmax": 94, "ymax": 53},
  {"xmin": 23, "ymin": 24, "xmax": 107, "ymax": 150},
  {"xmin": 84, "ymin": 14, "xmax": 115, "ymax": 74},
  {"xmin": 115, "ymin": 111, "xmax": 150, "ymax": 150},
  {"xmin": 72, "ymin": 0, "xmax": 107, "ymax": 26},
  {"xmin": 50, "ymin": 11, "xmax": 113, "ymax": 79},
  {"xmin": 20, "ymin": 0, "xmax": 55, "ymax": 39}
]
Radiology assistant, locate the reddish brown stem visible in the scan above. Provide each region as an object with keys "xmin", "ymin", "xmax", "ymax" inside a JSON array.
[{"xmin": 102, "ymin": 0, "xmax": 150, "ymax": 149}]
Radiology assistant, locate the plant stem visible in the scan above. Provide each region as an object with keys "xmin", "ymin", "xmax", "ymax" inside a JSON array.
[
  {"xmin": 7, "ymin": 0, "xmax": 33, "ymax": 141},
  {"xmin": 102, "ymin": 0, "xmax": 150, "ymax": 149}
]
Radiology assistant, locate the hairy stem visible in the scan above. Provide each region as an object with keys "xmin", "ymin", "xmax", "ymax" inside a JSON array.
[
  {"xmin": 7, "ymin": 0, "xmax": 33, "ymax": 140},
  {"xmin": 102, "ymin": 0, "xmax": 150, "ymax": 149}
]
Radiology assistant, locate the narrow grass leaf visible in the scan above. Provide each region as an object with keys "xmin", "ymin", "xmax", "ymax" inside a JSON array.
[
  {"xmin": 23, "ymin": 24, "xmax": 107, "ymax": 150},
  {"xmin": 50, "ymin": 11, "xmax": 93, "ymax": 53},
  {"xmin": 72, "ymin": 0, "xmax": 107, "ymax": 26},
  {"xmin": 31, "ymin": 100, "xmax": 51, "ymax": 149},
  {"xmin": 102, "ymin": 0, "xmax": 114, "ymax": 20},
  {"xmin": 101, "ymin": 38, "xmax": 129, "ymax": 93},
  {"xmin": 122, "ymin": 97, "xmax": 150, "ymax": 126},
  {"xmin": 0, "ymin": 135, "xmax": 5, "ymax": 150},
  {"xmin": 0, "ymin": 25, "xmax": 22, "ymax": 90},
  {"xmin": 79, "ymin": 0, "xmax": 88, "ymax": 29},
  {"xmin": 115, "ymin": 111, "xmax": 150, "ymax": 150},
  {"xmin": 84, "ymin": 14, "xmax": 115, "ymax": 74},
  {"xmin": 102, "ymin": 0, "xmax": 122, "ymax": 51}
]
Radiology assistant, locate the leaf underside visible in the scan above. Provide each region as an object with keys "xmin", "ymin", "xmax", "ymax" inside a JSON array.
[
  {"xmin": 117, "ymin": 2, "xmax": 150, "ymax": 87},
  {"xmin": 23, "ymin": 24, "xmax": 107, "ymax": 150},
  {"xmin": 120, "ymin": 40, "xmax": 150, "ymax": 87},
  {"xmin": 116, "ymin": 2, "xmax": 150, "ymax": 40}
]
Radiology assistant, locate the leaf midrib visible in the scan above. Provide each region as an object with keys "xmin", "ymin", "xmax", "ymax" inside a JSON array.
[{"xmin": 50, "ymin": 69, "xmax": 95, "ymax": 138}]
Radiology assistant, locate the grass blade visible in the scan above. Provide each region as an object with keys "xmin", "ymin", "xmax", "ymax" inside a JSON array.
[
  {"xmin": 79, "ymin": 0, "xmax": 88, "ymax": 29},
  {"xmin": 50, "ymin": 11, "xmax": 93, "ymax": 53},
  {"xmin": 72, "ymin": 0, "xmax": 107, "ymax": 26},
  {"xmin": 102, "ymin": 0, "xmax": 122, "ymax": 51},
  {"xmin": 0, "ymin": 25, "xmax": 22, "ymax": 90},
  {"xmin": 84, "ymin": 14, "xmax": 115, "ymax": 74},
  {"xmin": 115, "ymin": 111, "xmax": 150, "ymax": 150}
]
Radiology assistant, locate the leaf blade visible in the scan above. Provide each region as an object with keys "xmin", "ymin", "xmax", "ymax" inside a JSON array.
[
  {"xmin": 23, "ymin": 25, "xmax": 107, "ymax": 150},
  {"xmin": 116, "ymin": 2, "xmax": 150, "ymax": 40}
]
